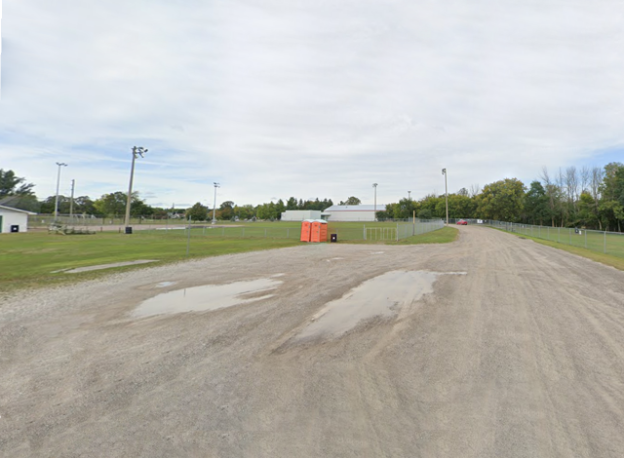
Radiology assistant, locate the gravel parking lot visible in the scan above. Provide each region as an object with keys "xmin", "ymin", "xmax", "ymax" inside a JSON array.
[{"xmin": 2, "ymin": 225, "xmax": 624, "ymax": 457}]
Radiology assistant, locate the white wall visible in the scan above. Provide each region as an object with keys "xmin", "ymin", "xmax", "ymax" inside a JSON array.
[
  {"xmin": 324, "ymin": 211, "xmax": 376, "ymax": 222},
  {"xmin": 281, "ymin": 210, "xmax": 322, "ymax": 221},
  {"xmin": 0, "ymin": 209, "xmax": 29, "ymax": 233}
]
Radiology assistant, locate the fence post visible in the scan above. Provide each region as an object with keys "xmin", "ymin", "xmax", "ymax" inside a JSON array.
[
  {"xmin": 569, "ymin": 228, "xmax": 571, "ymax": 245},
  {"xmin": 397, "ymin": 223, "xmax": 399, "ymax": 241},
  {"xmin": 604, "ymin": 231, "xmax": 607, "ymax": 253},
  {"xmin": 585, "ymin": 229, "xmax": 587, "ymax": 249},
  {"xmin": 363, "ymin": 224, "xmax": 366, "ymax": 240}
]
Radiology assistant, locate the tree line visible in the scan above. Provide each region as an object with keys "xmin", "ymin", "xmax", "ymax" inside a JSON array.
[
  {"xmin": 3, "ymin": 163, "xmax": 623, "ymax": 230},
  {"xmin": 0, "ymin": 169, "xmax": 335, "ymax": 221},
  {"xmin": 379, "ymin": 163, "xmax": 624, "ymax": 232}
]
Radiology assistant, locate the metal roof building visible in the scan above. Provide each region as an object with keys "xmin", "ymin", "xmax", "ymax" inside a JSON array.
[{"xmin": 322, "ymin": 205, "xmax": 386, "ymax": 222}]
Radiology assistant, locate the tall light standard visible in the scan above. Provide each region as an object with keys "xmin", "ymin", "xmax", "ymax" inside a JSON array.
[
  {"xmin": 54, "ymin": 162, "xmax": 68, "ymax": 221},
  {"xmin": 442, "ymin": 168, "xmax": 449, "ymax": 224},
  {"xmin": 408, "ymin": 191, "xmax": 411, "ymax": 200},
  {"xmin": 124, "ymin": 146, "xmax": 148, "ymax": 228},
  {"xmin": 69, "ymin": 179, "xmax": 75, "ymax": 222},
  {"xmin": 372, "ymin": 183, "xmax": 378, "ymax": 221},
  {"xmin": 212, "ymin": 182, "xmax": 220, "ymax": 224}
]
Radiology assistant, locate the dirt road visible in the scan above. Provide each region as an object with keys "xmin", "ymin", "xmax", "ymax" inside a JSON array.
[{"xmin": 2, "ymin": 226, "xmax": 624, "ymax": 457}]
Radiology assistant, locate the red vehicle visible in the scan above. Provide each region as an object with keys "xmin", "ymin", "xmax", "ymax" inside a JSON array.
[{"xmin": 456, "ymin": 219, "xmax": 468, "ymax": 225}]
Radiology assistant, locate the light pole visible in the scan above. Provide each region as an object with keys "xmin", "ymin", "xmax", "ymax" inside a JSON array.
[
  {"xmin": 124, "ymin": 146, "xmax": 148, "ymax": 228},
  {"xmin": 372, "ymin": 183, "xmax": 378, "ymax": 221},
  {"xmin": 69, "ymin": 179, "xmax": 75, "ymax": 222},
  {"xmin": 442, "ymin": 168, "xmax": 448, "ymax": 224},
  {"xmin": 54, "ymin": 162, "xmax": 68, "ymax": 221},
  {"xmin": 212, "ymin": 182, "xmax": 220, "ymax": 224},
  {"xmin": 408, "ymin": 191, "xmax": 411, "ymax": 200}
]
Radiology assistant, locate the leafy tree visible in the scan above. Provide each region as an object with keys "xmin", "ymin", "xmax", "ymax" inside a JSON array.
[
  {"xmin": 0, "ymin": 169, "xmax": 35, "ymax": 197},
  {"xmin": 220, "ymin": 201, "xmax": 235, "ymax": 220},
  {"xmin": 186, "ymin": 202, "xmax": 208, "ymax": 221},
  {"xmin": 435, "ymin": 194, "xmax": 476, "ymax": 219},
  {"xmin": 286, "ymin": 197, "xmax": 298, "ymax": 210},
  {"xmin": 236, "ymin": 205, "xmax": 255, "ymax": 220},
  {"xmin": 375, "ymin": 210, "xmax": 389, "ymax": 221},
  {"xmin": 340, "ymin": 196, "xmax": 361, "ymax": 205},
  {"xmin": 93, "ymin": 191, "xmax": 152, "ymax": 218},
  {"xmin": 476, "ymin": 178, "xmax": 526, "ymax": 221},
  {"xmin": 418, "ymin": 209, "xmax": 433, "ymax": 219},
  {"xmin": 524, "ymin": 181, "xmax": 550, "ymax": 225},
  {"xmin": 275, "ymin": 199, "xmax": 285, "ymax": 219}
]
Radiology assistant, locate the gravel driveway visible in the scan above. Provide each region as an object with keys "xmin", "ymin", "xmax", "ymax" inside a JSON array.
[{"xmin": 1, "ymin": 225, "xmax": 624, "ymax": 457}]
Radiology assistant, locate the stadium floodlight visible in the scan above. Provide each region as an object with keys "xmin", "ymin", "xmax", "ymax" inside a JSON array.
[
  {"xmin": 372, "ymin": 183, "xmax": 378, "ymax": 221},
  {"xmin": 212, "ymin": 182, "xmax": 220, "ymax": 224},
  {"xmin": 54, "ymin": 162, "xmax": 68, "ymax": 221},
  {"xmin": 124, "ymin": 146, "xmax": 148, "ymax": 228},
  {"xmin": 408, "ymin": 191, "xmax": 411, "ymax": 200},
  {"xmin": 442, "ymin": 168, "xmax": 448, "ymax": 224}
]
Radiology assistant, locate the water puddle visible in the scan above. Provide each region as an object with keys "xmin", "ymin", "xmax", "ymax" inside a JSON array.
[
  {"xmin": 156, "ymin": 281, "xmax": 177, "ymax": 288},
  {"xmin": 132, "ymin": 278, "xmax": 281, "ymax": 318},
  {"xmin": 296, "ymin": 271, "xmax": 463, "ymax": 340}
]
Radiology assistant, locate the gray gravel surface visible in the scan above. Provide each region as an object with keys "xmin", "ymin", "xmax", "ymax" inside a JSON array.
[{"xmin": 2, "ymin": 225, "xmax": 624, "ymax": 457}]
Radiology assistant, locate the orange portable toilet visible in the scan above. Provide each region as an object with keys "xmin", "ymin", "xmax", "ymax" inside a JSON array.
[
  {"xmin": 310, "ymin": 220, "xmax": 328, "ymax": 243},
  {"xmin": 300, "ymin": 220, "xmax": 312, "ymax": 242}
]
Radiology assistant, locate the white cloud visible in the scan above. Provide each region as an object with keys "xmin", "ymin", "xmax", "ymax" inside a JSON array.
[{"xmin": 1, "ymin": 0, "xmax": 623, "ymax": 207}]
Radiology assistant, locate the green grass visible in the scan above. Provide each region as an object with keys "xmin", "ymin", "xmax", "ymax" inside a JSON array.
[
  {"xmin": 0, "ymin": 231, "xmax": 300, "ymax": 291},
  {"xmin": 391, "ymin": 226, "xmax": 459, "ymax": 245},
  {"xmin": 490, "ymin": 226, "xmax": 624, "ymax": 271},
  {"xmin": 334, "ymin": 226, "xmax": 458, "ymax": 245},
  {"xmin": 0, "ymin": 222, "xmax": 454, "ymax": 291}
]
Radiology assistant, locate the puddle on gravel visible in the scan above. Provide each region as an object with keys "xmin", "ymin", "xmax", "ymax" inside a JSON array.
[
  {"xmin": 296, "ymin": 271, "xmax": 464, "ymax": 340},
  {"xmin": 156, "ymin": 281, "xmax": 177, "ymax": 288},
  {"xmin": 133, "ymin": 278, "xmax": 281, "ymax": 317}
]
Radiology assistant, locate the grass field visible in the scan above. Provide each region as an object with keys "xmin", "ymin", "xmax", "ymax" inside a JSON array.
[{"xmin": 1, "ymin": 223, "xmax": 455, "ymax": 291}]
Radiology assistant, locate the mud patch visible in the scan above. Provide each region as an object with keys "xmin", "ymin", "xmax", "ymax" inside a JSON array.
[{"xmin": 132, "ymin": 278, "xmax": 281, "ymax": 317}]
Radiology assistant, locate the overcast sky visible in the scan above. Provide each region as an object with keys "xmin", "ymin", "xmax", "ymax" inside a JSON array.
[{"xmin": 1, "ymin": 0, "xmax": 623, "ymax": 208}]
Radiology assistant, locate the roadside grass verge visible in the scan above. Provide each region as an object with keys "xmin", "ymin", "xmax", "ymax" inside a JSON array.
[
  {"xmin": 391, "ymin": 226, "xmax": 459, "ymax": 245},
  {"xmin": 342, "ymin": 226, "xmax": 458, "ymax": 245},
  {"xmin": 491, "ymin": 228, "xmax": 624, "ymax": 271},
  {"xmin": 0, "ymin": 232, "xmax": 300, "ymax": 291}
]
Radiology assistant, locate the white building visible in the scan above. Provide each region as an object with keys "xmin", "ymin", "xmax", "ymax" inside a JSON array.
[
  {"xmin": 280, "ymin": 210, "xmax": 323, "ymax": 221},
  {"xmin": 322, "ymin": 205, "xmax": 385, "ymax": 222},
  {"xmin": 0, "ymin": 205, "xmax": 35, "ymax": 233}
]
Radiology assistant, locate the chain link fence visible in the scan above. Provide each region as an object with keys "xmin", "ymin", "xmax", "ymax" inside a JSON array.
[
  {"xmin": 486, "ymin": 220, "xmax": 624, "ymax": 259},
  {"xmin": 138, "ymin": 220, "xmax": 445, "ymax": 242}
]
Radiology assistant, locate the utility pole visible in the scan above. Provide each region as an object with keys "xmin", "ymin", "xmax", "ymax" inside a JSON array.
[
  {"xmin": 124, "ymin": 146, "xmax": 148, "ymax": 229},
  {"xmin": 372, "ymin": 183, "xmax": 378, "ymax": 221},
  {"xmin": 408, "ymin": 190, "xmax": 411, "ymax": 200},
  {"xmin": 54, "ymin": 162, "xmax": 68, "ymax": 221},
  {"xmin": 212, "ymin": 182, "xmax": 220, "ymax": 224},
  {"xmin": 442, "ymin": 168, "xmax": 449, "ymax": 224},
  {"xmin": 69, "ymin": 179, "xmax": 75, "ymax": 221}
]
